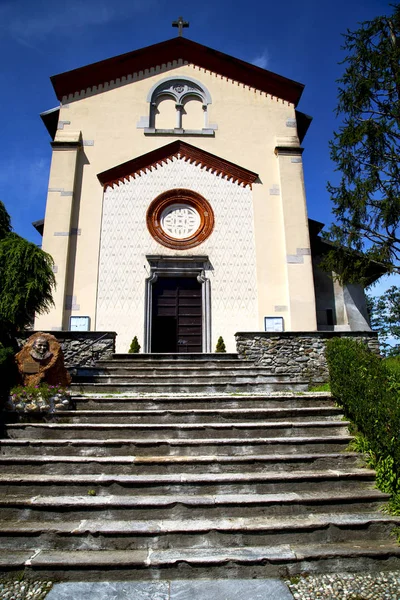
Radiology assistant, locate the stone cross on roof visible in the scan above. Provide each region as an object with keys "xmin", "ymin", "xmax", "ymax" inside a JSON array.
[{"xmin": 172, "ymin": 16, "xmax": 189, "ymax": 37}]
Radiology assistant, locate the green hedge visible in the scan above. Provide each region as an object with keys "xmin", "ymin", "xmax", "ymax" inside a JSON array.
[{"xmin": 325, "ymin": 338, "xmax": 400, "ymax": 493}]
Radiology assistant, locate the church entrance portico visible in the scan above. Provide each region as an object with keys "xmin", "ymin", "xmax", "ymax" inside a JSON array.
[{"xmin": 144, "ymin": 256, "xmax": 212, "ymax": 353}]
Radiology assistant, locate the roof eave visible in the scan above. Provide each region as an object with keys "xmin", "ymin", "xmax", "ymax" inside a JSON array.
[
  {"xmin": 40, "ymin": 107, "xmax": 60, "ymax": 140},
  {"xmin": 51, "ymin": 37, "xmax": 304, "ymax": 106}
]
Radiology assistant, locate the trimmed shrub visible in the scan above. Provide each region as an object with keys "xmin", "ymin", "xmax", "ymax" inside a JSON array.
[
  {"xmin": 325, "ymin": 338, "xmax": 400, "ymax": 493},
  {"xmin": 128, "ymin": 336, "xmax": 141, "ymax": 353},
  {"xmin": 215, "ymin": 336, "xmax": 226, "ymax": 353}
]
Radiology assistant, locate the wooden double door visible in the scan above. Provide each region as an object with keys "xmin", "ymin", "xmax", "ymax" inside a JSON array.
[{"xmin": 151, "ymin": 277, "xmax": 202, "ymax": 353}]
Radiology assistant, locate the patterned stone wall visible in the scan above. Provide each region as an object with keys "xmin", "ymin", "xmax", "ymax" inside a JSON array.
[
  {"xmin": 235, "ymin": 331, "xmax": 380, "ymax": 383},
  {"xmin": 17, "ymin": 332, "xmax": 116, "ymax": 368},
  {"xmin": 96, "ymin": 156, "xmax": 259, "ymax": 353}
]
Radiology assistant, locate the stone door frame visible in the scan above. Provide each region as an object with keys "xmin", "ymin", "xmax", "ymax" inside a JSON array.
[{"xmin": 144, "ymin": 255, "xmax": 212, "ymax": 353}]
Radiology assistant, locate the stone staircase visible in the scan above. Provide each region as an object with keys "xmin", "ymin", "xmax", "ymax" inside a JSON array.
[
  {"xmin": 72, "ymin": 352, "xmax": 311, "ymax": 394},
  {"xmin": 0, "ymin": 353, "xmax": 399, "ymax": 580}
]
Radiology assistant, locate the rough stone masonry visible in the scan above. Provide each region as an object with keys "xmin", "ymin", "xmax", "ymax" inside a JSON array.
[{"xmin": 235, "ymin": 331, "xmax": 379, "ymax": 384}]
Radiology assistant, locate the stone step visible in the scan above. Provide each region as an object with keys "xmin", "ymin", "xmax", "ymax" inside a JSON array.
[
  {"xmin": 0, "ymin": 490, "xmax": 388, "ymax": 520},
  {"xmin": 2, "ymin": 347, "xmax": 395, "ymax": 580},
  {"xmin": 41, "ymin": 406, "xmax": 342, "ymax": 425},
  {"xmin": 73, "ymin": 393, "xmax": 334, "ymax": 411},
  {"xmin": 0, "ymin": 512, "xmax": 396, "ymax": 552},
  {"xmin": 6, "ymin": 421, "xmax": 349, "ymax": 440},
  {"xmin": 104, "ymin": 353, "xmax": 240, "ymax": 362},
  {"xmin": 74, "ymin": 373, "xmax": 298, "ymax": 384},
  {"xmin": 0, "ymin": 469, "xmax": 376, "ymax": 496},
  {"xmin": 0, "ymin": 452, "xmax": 360, "ymax": 475},
  {"xmin": 2, "ymin": 540, "xmax": 400, "ymax": 579},
  {"xmin": 0, "ymin": 435, "xmax": 353, "ymax": 456},
  {"xmin": 76, "ymin": 366, "xmax": 277, "ymax": 377},
  {"xmin": 71, "ymin": 380, "xmax": 310, "ymax": 394}
]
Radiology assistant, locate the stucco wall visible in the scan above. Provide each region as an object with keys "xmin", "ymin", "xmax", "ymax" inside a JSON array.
[
  {"xmin": 96, "ymin": 158, "xmax": 258, "ymax": 353},
  {"xmin": 36, "ymin": 60, "xmax": 316, "ymax": 338}
]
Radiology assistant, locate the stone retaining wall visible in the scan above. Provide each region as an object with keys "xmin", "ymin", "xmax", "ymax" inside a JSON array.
[
  {"xmin": 235, "ymin": 331, "xmax": 380, "ymax": 383},
  {"xmin": 16, "ymin": 332, "xmax": 116, "ymax": 368}
]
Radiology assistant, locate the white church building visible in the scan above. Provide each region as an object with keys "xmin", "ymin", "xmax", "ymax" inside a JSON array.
[{"xmin": 34, "ymin": 35, "xmax": 375, "ymax": 353}]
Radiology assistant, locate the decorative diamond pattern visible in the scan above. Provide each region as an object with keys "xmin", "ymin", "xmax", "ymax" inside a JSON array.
[{"xmin": 96, "ymin": 157, "xmax": 258, "ymax": 352}]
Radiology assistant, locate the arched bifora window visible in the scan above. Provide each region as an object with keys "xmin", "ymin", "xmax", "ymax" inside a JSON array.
[{"xmin": 136, "ymin": 76, "xmax": 217, "ymax": 136}]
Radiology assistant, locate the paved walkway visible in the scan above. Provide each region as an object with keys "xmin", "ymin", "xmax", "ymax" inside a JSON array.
[{"xmin": 45, "ymin": 579, "xmax": 294, "ymax": 599}]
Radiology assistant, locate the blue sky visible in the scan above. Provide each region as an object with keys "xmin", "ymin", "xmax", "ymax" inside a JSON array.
[{"xmin": 0, "ymin": 0, "xmax": 395, "ymax": 292}]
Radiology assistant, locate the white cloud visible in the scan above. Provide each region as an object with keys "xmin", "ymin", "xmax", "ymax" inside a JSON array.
[
  {"xmin": 0, "ymin": 0, "xmax": 156, "ymax": 42},
  {"xmin": 251, "ymin": 50, "xmax": 270, "ymax": 70}
]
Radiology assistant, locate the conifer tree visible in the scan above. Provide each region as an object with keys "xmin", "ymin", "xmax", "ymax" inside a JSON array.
[
  {"xmin": 325, "ymin": 4, "xmax": 400, "ymax": 282},
  {"xmin": 367, "ymin": 285, "xmax": 400, "ymax": 355},
  {"xmin": 0, "ymin": 201, "xmax": 55, "ymax": 337}
]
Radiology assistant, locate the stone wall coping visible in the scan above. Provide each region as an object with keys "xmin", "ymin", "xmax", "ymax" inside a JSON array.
[
  {"xmin": 235, "ymin": 331, "xmax": 378, "ymax": 338},
  {"xmin": 18, "ymin": 331, "xmax": 117, "ymax": 338}
]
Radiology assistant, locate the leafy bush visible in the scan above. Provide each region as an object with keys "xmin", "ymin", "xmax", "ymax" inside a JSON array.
[
  {"xmin": 215, "ymin": 336, "xmax": 226, "ymax": 353},
  {"xmin": 128, "ymin": 336, "xmax": 140, "ymax": 353},
  {"xmin": 326, "ymin": 338, "xmax": 400, "ymax": 493},
  {"xmin": 384, "ymin": 356, "xmax": 400, "ymax": 378}
]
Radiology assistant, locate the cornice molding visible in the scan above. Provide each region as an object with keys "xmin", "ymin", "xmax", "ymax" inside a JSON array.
[{"xmin": 98, "ymin": 140, "xmax": 259, "ymax": 189}]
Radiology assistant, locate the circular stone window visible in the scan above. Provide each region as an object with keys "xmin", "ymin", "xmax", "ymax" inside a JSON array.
[{"xmin": 147, "ymin": 189, "xmax": 214, "ymax": 250}]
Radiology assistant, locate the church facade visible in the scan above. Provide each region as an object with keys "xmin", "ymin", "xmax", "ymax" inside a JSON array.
[{"xmin": 35, "ymin": 37, "xmax": 373, "ymax": 353}]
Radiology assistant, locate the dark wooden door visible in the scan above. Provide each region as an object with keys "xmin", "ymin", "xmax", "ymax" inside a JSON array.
[{"xmin": 151, "ymin": 277, "xmax": 202, "ymax": 353}]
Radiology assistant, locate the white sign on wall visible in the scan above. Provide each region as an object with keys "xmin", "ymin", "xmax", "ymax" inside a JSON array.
[
  {"xmin": 264, "ymin": 317, "xmax": 284, "ymax": 332},
  {"xmin": 69, "ymin": 316, "xmax": 91, "ymax": 331}
]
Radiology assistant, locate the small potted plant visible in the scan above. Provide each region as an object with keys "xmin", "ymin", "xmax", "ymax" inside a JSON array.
[
  {"xmin": 215, "ymin": 336, "xmax": 226, "ymax": 352},
  {"xmin": 128, "ymin": 336, "xmax": 141, "ymax": 353}
]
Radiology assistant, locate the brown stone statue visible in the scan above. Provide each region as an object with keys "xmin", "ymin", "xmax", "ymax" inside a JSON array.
[{"xmin": 15, "ymin": 333, "xmax": 71, "ymax": 387}]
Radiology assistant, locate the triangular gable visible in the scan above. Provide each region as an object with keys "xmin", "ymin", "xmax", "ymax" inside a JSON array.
[
  {"xmin": 97, "ymin": 140, "xmax": 259, "ymax": 190},
  {"xmin": 51, "ymin": 37, "xmax": 304, "ymax": 106}
]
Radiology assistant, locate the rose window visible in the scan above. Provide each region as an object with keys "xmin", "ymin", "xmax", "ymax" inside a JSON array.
[
  {"xmin": 160, "ymin": 204, "xmax": 201, "ymax": 239},
  {"xmin": 147, "ymin": 189, "xmax": 214, "ymax": 250}
]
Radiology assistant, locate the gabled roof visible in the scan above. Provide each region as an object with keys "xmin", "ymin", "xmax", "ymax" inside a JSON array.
[
  {"xmin": 97, "ymin": 140, "xmax": 259, "ymax": 189},
  {"xmin": 51, "ymin": 37, "xmax": 304, "ymax": 106}
]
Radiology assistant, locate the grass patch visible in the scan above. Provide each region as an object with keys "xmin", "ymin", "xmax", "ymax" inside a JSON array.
[{"xmin": 308, "ymin": 382, "xmax": 330, "ymax": 392}]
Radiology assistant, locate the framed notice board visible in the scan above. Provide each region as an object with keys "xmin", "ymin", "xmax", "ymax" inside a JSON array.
[
  {"xmin": 69, "ymin": 316, "xmax": 91, "ymax": 331},
  {"xmin": 264, "ymin": 317, "xmax": 284, "ymax": 332}
]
